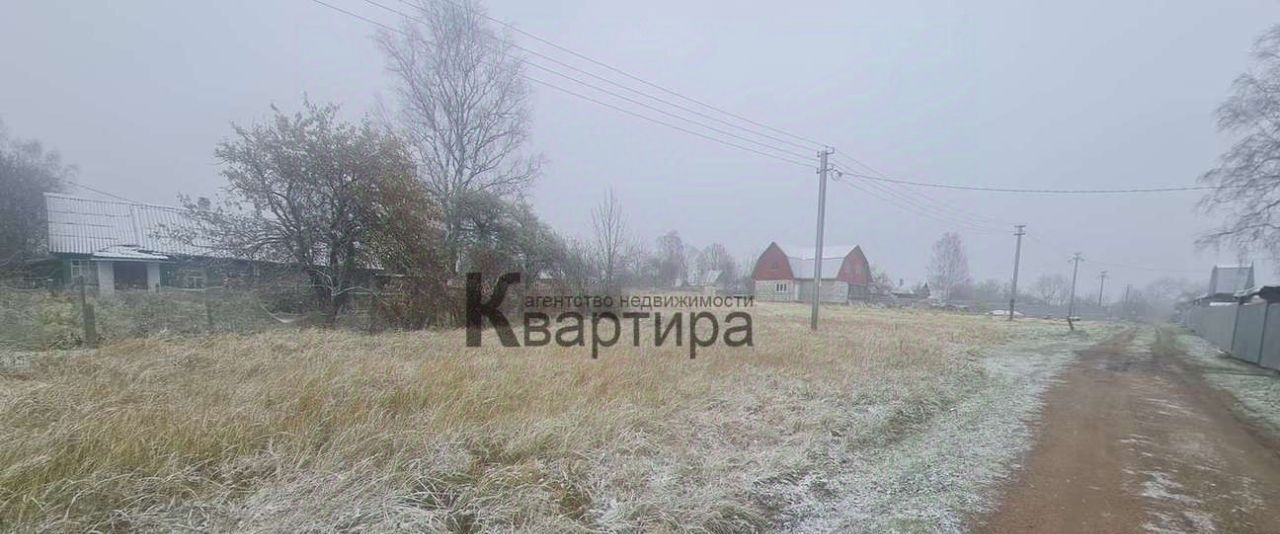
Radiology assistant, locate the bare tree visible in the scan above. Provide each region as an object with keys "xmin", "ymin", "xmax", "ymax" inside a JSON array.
[
  {"xmin": 973, "ymin": 278, "xmax": 1008, "ymax": 303},
  {"xmin": 377, "ymin": 0, "xmax": 541, "ymax": 274},
  {"xmin": 1033, "ymin": 274, "xmax": 1069, "ymax": 305},
  {"xmin": 1200, "ymin": 25, "xmax": 1280, "ymax": 263},
  {"xmin": 183, "ymin": 101, "xmax": 428, "ymax": 325},
  {"xmin": 869, "ymin": 265, "xmax": 896, "ymax": 296},
  {"xmin": 927, "ymin": 232, "xmax": 971, "ymax": 301},
  {"xmin": 693, "ymin": 242, "xmax": 738, "ymax": 287},
  {"xmin": 591, "ymin": 189, "xmax": 628, "ymax": 292},
  {"xmin": 655, "ymin": 230, "xmax": 687, "ymax": 288},
  {"xmin": 0, "ymin": 121, "xmax": 73, "ymax": 271},
  {"xmin": 683, "ymin": 245, "xmax": 701, "ymax": 288}
]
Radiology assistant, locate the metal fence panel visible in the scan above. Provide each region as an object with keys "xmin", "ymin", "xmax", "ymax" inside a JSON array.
[
  {"xmin": 1231, "ymin": 302, "xmax": 1267, "ymax": 364},
  {"xmin": 1261, "ymin": 303, "xmax": 1280, "ymax": 371},
  {"xmin": 1186, "ymin": 306, "xmax": 1206, "ymax": 334},
  {"xmin": 1203, "ymin": 305, "xmax": 1239, "ymax": 352}
]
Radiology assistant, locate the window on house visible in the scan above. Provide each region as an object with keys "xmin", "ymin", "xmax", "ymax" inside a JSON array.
[
  {"xmin": 776, "ymin": 283, "xmax": 788, "ymax": 292},
  {"xmin": 68, "ymin": 259, "xmax": 87, "ymax": 281}
]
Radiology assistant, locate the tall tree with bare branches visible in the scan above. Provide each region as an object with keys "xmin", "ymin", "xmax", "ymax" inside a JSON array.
[
  {"xmin": 927, "ymin": 232, "xmax": 971, "ymax": 302},
  {"xmin": 377, "ymin": 0, "xmax": 541, "ymax": 275},
  {"xmin": 1200, "ymin": 25, "xmax": 1280, "ymax": 262},
  {"xmin": 592, "ymin": 189, "xmax": 628, "ymax": 292}
]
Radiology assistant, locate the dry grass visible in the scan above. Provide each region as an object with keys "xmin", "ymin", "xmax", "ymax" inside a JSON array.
[{"xmin": 0, "ymin": 304, "xmax": 1033, "ymax": 532}]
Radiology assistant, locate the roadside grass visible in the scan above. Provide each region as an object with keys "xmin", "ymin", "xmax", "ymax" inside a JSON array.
[
  {"xmin": 1162, "ymin": 326, "xmax": 1280, "ymax": 439},
  {"xmin": 0, "ymin": 304, "xmax": 1054, "ymax": 532}
]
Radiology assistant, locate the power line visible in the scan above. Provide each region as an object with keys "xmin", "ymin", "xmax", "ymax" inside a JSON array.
[
  {"xmin": 314, "ymin": 0, "xmax": 400, "ymax": 32},
  {"xmin": 1025, "ymin": 234, "xmax": 1206, "ymax": 275},
  {"xmin": 364, "ymin": 0, "xmax": 814, "ymax": 158},
  {"xmin": 310, "ymin": 0, "xmax": 813, "ymax": 168},
  {"xmin": 359, "ymin": 1, "xmax": 822, "ymax": 155},
  {"xmin": 311, "ymin": 0, "xmax": 1223, "ymax": 277},
  {"xmin": 64, "ymin": 181, "xmax": 139, "ymax": 203},
  {"xmin": 833, "ymin": 155, "xmax": 1016, "ymax": 228},
  {"xmin": 315, "ymin": 0, "xmax": 813, "ymax": 167},
  {"xmin": 837, "ymin": 170, "xmax": 1216, "ymax": 194},
  {"xmin": 395, "ymin": 0, "xmax": 829, "ymax": 150},
  {"xmin": 831, "ymin": 163, "xmax": 1007, "ymax": 234},
  {"xmin": 523, "ymin": 62, "xmax": 812, "ymax": 160},
  {"xmin": 527, "ymin": 77, "xmax": 812, "ymax": 168},
  {"xmin": 830, "ymin": 173, "xmax": 1004, "ymax": 236}
]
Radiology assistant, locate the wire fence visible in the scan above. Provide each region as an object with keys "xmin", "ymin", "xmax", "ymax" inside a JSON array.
[{"xmin": 0, "ymin": 284, "xmax": 377, "ymax": 350}]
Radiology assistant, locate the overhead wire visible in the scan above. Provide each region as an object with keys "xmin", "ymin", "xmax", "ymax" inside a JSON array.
[
  {"xmin": 310, "ymin": 0, "xmax": 1215, "ymax": 277},
  {"xmin": 392, "ymin": 0, "xmax": 830, "ymax": 151},
  {"xmin": 315, "ymin": 0, "xmax": 814, "ymax": 167}
]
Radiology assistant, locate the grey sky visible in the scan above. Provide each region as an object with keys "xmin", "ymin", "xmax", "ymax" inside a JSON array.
[{"xmin": 2, "ymin": 0, "xmax": 1277, "ymax": 298}]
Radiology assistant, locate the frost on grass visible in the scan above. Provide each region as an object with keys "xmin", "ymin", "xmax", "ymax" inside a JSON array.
[
  {"xmin": 770, "ymin": 323, "xmax": 1115, "ymax": 533},
  {"xmin": 1171, "ymin": 330, "xmax": 1280, "ymax": 438},
  {"xmin": 0, "ymin": 307, "xmax": 1107, "ymax": 533}
]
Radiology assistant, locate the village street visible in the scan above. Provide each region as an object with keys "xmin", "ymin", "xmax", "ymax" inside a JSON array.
[{"xmin": 979, "ymin": 327, "xmax": 1280, "ymax": 533}]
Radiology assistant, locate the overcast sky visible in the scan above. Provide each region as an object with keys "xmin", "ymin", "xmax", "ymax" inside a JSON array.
[{"xmin": 3, "ymin": 0, "xmax": 1278, "ymax": 298}]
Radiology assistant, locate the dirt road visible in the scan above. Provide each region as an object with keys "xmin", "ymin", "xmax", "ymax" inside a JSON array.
[{"xmin": 979, "ymin": 327, "xmax": 1280, "ymax": 533}]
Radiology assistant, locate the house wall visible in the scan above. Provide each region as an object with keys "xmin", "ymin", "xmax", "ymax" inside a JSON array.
[
  {"xmin": 798, "ymin": 279, "xmax": 850, "ymax": 304},
  {"xmin": 95, "ymin": 261, "xmax": 115, "ymax": 296},
  {"xmin": 751, "ymin": 243, "xmax": 794, "ymax": 281},
  {"xmin": 836, "ymin": 247, "xmax": 872, "ymax": 286},
  {"xmin": 754, "ymin": 279, "xmax": 798, "ymax": 302}
]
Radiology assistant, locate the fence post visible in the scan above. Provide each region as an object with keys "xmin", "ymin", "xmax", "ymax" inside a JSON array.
[
  {"xmin": 204, "ymin": 288, "xmax": 215, "ymax": 332},
  {"xmin": 1230, "ymin": 300, "xmax": 1244, "ymax": 355},
  {"xmin": 78, "ymin": 276, "xmax": 98, "ymax": 348},
  {"xmin": 1257, "ymin": 302, "xmax": 1269, "ymax": 365}
]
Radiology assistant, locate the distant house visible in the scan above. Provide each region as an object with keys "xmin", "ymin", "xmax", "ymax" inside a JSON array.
[
  {"xmin": 1207, "ymin": 264, "xmax": 1255, "ymax": 299},
  {"xmin": 698, "ymin": 269, "xmax": 725, "ymax": 295},
  {"xmin": 751, "ymin": 242, "xmax": 871, "ymax": 303},
  {"xmin": 30, "ymin": 193, "xmax": 273, "ymax": 296}
]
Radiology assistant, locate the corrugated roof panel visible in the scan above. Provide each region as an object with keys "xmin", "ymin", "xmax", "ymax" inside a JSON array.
[
  {"xmin": 787, "ymin": 257, "xmax": 845, "ymax": 280},
  {"xmin": 785, "ymin": 245, "xmax": 857, "ymax": 260},
  {"xmin": 44, "ymin": 192, "xmax": 211, "ymax": 257}
]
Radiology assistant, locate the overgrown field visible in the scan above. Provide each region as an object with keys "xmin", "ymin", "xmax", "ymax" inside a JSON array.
[{"xmin": 0, "ymin": 304, "xmax": 1089, "ymax": 532}]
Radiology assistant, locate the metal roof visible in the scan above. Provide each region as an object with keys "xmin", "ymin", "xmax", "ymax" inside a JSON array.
[
  {"xmin": 1209, "ymin": 265, "xmax": 1255, "ymax": 296},
  {"xmin": 45, "ymin": 193, "xmax": 212, "ymax": 258},
  {"xmin": 784, "ymin": 245, "xmax": 858, "ymax": 260},
  {"xmin": 783, "ymin": 245, "xmax": 859, "ymax": 280}
]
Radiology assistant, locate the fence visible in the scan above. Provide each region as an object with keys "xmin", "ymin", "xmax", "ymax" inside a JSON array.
[
  {"xmin": 0, "ymin": 286, "xmax": 296, "ymax": 350},
  {"xmin": 1184, "ymin": 300, "xmax": 1280, "ymax": 371}
]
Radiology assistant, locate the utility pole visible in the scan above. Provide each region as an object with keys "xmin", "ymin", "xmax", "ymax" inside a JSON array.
[
  {"xmin": 1008, "ymin": 224, "xmax": 1026, "ymax": 321},
  {"xmin": 1123, "ymin": 284, "xmax": 1132, "ymax": 320},
  {"xmin": 1067, "ymin": 252, "xmax": 1083, "ymax": 322},
  {"xmin": 810, "ymin": 147, "xmax": 834, "ymax": 330},
  {"xmin": 1097, "ymin": 270, "xmax": 1108, "ymax": 307}
]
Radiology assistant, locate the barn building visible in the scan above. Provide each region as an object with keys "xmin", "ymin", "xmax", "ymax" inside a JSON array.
[
  {"xmin": 751, "ymin": 242, "xmax": 871, "ymax": 303},
  {"xmin": 29, "ymin": 193, "xmax": 301, "ymax": 296}
]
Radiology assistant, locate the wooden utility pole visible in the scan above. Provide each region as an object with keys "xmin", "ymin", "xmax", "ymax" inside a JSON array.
[
  {"xmin": 810, "ymin": 147, "xmax": 834, "ymax": 330},
  {"xmin": 1068, "ymin": 253, "xmax": 1083, "ymax": 328},
  {"xmin": 1008, "ymin": 225, "xmax": 1026, "ymax": 321},
  {"xmin": 1097, "ymin": 270, "xmax": 1108, "ymax": 307}
]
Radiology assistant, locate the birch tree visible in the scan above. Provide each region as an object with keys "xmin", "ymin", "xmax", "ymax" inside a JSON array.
[
  {"xmin": 927, "ymin": 232, "xmax": 971, "ymax": 301},
  {"xmin": 377, "ymin": 0, "xmax": 541, "ymax": 275},
  {"xmin": 591, "ymin": 189, "xmax": 627, "ymax": 292},
  {"xmin": 1200, "ymin": 25, "xmax": 1280, "ymax": 262}
]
